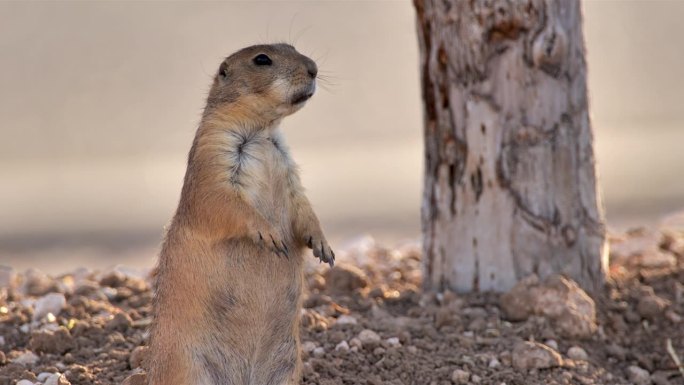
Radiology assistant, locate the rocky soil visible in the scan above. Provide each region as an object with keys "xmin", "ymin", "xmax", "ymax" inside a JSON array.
[{"xmin": 1, "ymin": 229, "xmax": 684, "ymax": 385}]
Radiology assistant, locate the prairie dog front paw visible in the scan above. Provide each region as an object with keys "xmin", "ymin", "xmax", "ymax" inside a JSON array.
[
  {"xmin": 251, "ymin": 226, "xmax": 289, "ymax": 258},
  {"xmin": 306, "ymin": 234, "xmax": 335, "ymax": 267}
]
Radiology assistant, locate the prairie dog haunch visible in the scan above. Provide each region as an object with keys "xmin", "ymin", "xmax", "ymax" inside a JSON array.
[{"xmin": 148, "ymin": 44, "xmax": 334, "ymax": 385}]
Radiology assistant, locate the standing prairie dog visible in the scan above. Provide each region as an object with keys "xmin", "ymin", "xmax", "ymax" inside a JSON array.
[{"xmin": 148, "ymin": 44, "xmax": 334, "ymax": 385}]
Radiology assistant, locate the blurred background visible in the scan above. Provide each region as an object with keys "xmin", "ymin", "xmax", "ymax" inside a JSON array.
[{"xmin": 1, "ymin": 1, "xmax": 683, "ymax": 274}]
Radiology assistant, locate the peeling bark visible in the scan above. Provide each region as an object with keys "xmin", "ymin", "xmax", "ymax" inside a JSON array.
[{"xmin": 415, "ymin": 0, "xmax": 607, "ymax": 293}]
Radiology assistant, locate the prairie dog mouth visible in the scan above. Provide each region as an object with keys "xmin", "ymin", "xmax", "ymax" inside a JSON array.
[{"xmin": 291, "ymin": 83, "xmax": 316, "ymax": 105}]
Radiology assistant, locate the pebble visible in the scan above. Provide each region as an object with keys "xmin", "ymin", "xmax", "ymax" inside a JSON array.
[
  {"xmin": 301, "ymin": 341, "xmax": 317, "ymax": 354},
  {"xmin": 0, "ymin": 336, "xmax": 5, "ymax": 346},
  {"xmin": 13, "ymin": 351, "xmax": 39, "ymax": 366},
  {"xmin": 637, "ymin": 294, "xmax": 670, "ymax": 319},
  {"xmin": 451, "ymin": 369, "xmax": 470, "ymax": 384},
  {"xmin": 626, "ymin": 365, "xmax": 651, "ymax": 385},
  {"xmin": 335, "ymin": 341, "xmax": 350, "ymax": 352},
  {"xmin": 567, "ymin": 346, "xmax": 589, "ymax": 361},
  {"xmin": 37, "ymin": 372, "xmax": 53, "ymax": 382},
  {"xmin": 544, "ymin": 339, "xmax": 559, "ymax": 351},
  {"xmin": 105, "ymin": 312, "xmax": 133, "ymax": 331},
  {"xmin": 44, "ymin": 373, "xmax": 71, "ymax": 385},
  {"xmin": 357, "ymin": 329, "xmax": 381, "ymax": 346},
  {"xmin": 29, "ymin": 327, "xmax": 75, "ymax": 354},
  {"xmin": 323, "ymin": 263, "xmax": 368, "ymax": 294},
  {"xmin": 16, "ymin": 380, "xmax": 35, "ymax": 385},
  {"xmin": 0, "ymin": 351, "xmax": 5, "ymax": 365},
  {"xmin": 512, "ymin": 341, "xmax": 563, "ymax": 370},
  {"xmin": 488, "ymin": 357, "xmax": 501, "ymax": 368},
  {"xmin": 22, "ymin": 268, "xmax": 56, "ymax": 296},
  {"xmin": 386, "ymin": 337, "xmax": 401, "ymax": 348},
  {"xmin": 335, "ymin": 315, "xmax": 358, "ymax": 325},
  {"xmin": 33, "ymin": 293, "xmax": 66, "ymax": 321},
  {"xmin": 312, "ymin": 347, "xmax": 325, "ymax": 358},
  {"xmin": 471, "ymin": 374, "xmax": 482, "ymax": 383},
  {"xmin": 349, "ymin": 337, "xmax": 363, "ymax": 349}
]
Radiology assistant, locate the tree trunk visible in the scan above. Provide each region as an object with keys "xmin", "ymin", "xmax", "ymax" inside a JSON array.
[{"xmin": 414, "ymin": 0, "xmax": 607, "ymax": 294}]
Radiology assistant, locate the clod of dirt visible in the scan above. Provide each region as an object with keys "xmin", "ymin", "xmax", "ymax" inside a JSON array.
[
  {"xmin": 105, "ymin": 312, "xmax": 132, "ymax": 332},
  {"xmin": 637, "ymin": 292, "xmax": 671, "ymax": 319},
  {"xmin": 567, "ymin": 346, "xmax": 589, "ymax": 361},
  {"xmin": 29, "ymin": 327, "xmax": 75, "ymax": 354},
  {"xmin": 501, "ymin": 274, "xmax": 597, "ymax": 338},
  {"xmin": 323, "ymin": 263, "xmax": 368, "ymax": 295},
  {"xmin": 451, "ymin": 368, "xmax": 470, "ymax": 384},
  {"xmin": 33, "ymin": 293, "xmax": 66, "ymax": 321},
  {"xmin": 512, "ymin": 341, "xmax": 563, "ymax": 371},
  {"xmin": 357, "ymin": 329, "xmax": 381, "ymax": 348},
  {"xmin": 626, "ymin": 365, "xmax": 652, "ymax": 385},
  {"xmin": 22, "ymin": 269, "xmax": 58, "ymax": 296}
]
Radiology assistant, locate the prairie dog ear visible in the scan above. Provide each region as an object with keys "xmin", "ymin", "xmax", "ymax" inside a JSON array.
[{"xmin": 218, "ymin": 60, "xmax": 229, "ymax": 79}]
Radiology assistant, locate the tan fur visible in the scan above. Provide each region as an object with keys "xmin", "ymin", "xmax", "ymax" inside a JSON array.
[{"xmin": 147, "ymin": 44, "xmax": 333, "ymax": 385}]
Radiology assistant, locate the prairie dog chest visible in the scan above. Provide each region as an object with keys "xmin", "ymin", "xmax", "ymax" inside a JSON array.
[{"xmin": 225, "ymin": 128, "xmax": 295, "ymax": 202}]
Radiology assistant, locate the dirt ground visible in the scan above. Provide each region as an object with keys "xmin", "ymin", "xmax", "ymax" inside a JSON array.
[{"xmin": 0, "ymin": 229, "xmax": 683, "ymax": 385}]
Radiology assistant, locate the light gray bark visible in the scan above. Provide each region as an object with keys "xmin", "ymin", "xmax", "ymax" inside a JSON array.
[{"xmin": 414, "ymin": 0, "xmax": 607, "ymax": 293}]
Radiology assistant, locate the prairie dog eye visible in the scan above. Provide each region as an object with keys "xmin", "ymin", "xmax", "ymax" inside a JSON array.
[{"xmin": 253, "ymin": 54, "xmax": 272, "ymax": 66}]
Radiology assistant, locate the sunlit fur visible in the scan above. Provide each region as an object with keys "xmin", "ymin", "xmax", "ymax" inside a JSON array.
[{"xmin": 147, "ymin": 44, "xmax": 333, "ymax": 385}]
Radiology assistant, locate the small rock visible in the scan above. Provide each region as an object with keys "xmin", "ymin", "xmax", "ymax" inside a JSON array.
[
  {"xmin": 512, "ymin": 341, "xmax": 563, "ymax": 371},
  {"xmin": 312, "ymin": 347, "xmax": 325, "ymax": 358},
  {"xmin": 373, "ymin": 347, "xmax": 385, "ymax": 355},
  {"xmin": 349, "ymin": 338, "xmax": 363, "ymax": 349},
  {"xmin": 106, "ymin": 312, "xmax": 133, "ymax": 331},
  {"xmin": 637, "ymin": 294, "xmax": 670, "ymax": 319},
  {"xmin": 44, "ymin": 373, "xmax": 70, "ymax": 385},
  {"xmin": 301, "ymin": 341, "xmax": 317, "ymax": 354},
  {"xmin": 0, "ymin": 351, "xmax": 5, "ymax": 365},
  {"xmin": 335, "ymin": 315, "xmax": 357, "ymax": 325},
  {"xmin": 335, "ymin": 341, "xmax": 350, "ymax": 352},
  {"xmin": 323, "ymin": 263, "xmax": 368, "ymax": 294},
  {"xmin": 33, "ymin": 293, "xmax": 66, "ymax": 321},
  {"xmin": 13, "ymin": 351, "xmax": 39, "ymax": 366},
  {"xmin": 121, "ymin": 373, "xmax": 146, "ymax": 385},
  {"xmin": 501, "ymin": 275, "xmax": 597, "ymax": 338},
  {"xmin": 129, "ymin": 346, "xmax": 149, "ymax": 369},
  {"xmin": 451, "ymin": 369, "xmax": 470, "ymax": 384},
  {"xmin": 488, "ymin": 357, "xmax": 501, "ymax": 368},
  {"xmin": 606, "ymin": 344, "xmax": 627, "ymax": 360},
  {"xmin": 0, "ymin": 336, "xmax": 4, "ymax": 346},
  {"xmin": 22, "ymin": 269, "xmax": 56, "ymax": 296},
  {"xmin": 29, "ymin": 327, "xmax": 75, "ymax": 354},
  {"xmin": 471, "ymin": 374, "xmax": 482, "ymax": 383},
  {"xmin": 386, "ymin": 337, "xmax": 401, "ymax": 348},
  {"xmin": 407, "ymin": 346, "xmax": 418, "ymax": 354},
  {"xmin": 99, "ymin": 270, "xmax": 127, "ymax": 288},
  {"xmin": 357, "ymin": 329, "xmax": 381, "ymax": 347},
  {"xmin": 567, "ymin": 346, "xmax": 588, "ymax": 361},
  {"xmin": 16, "ymin": 380, "xmax": 35, "ymax": 385},
  {"xmin": 37, "ymin": 373, "xmax": 53, "ymax": 382},
  {"xmin": 544, "ymin": 339, "xmax": 559, "ymax": 351},
  {"xmin": 626, "ymin": 365, "xmax": 651, "ymax": 385}
]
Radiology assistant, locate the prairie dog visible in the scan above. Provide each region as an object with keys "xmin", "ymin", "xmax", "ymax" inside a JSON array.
[{"xmin": 148, "ymin": 44, "xmax": 334, "ymax": 385}]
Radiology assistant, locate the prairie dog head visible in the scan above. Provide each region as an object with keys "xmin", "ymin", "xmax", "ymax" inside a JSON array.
[{"xmin": 206, "ymin": 44, "xmax": 318, "ymax": 121}]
